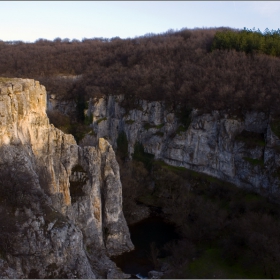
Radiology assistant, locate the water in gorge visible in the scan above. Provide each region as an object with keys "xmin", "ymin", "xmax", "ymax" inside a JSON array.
[{"xmin": 112, "ymin": 215, "xmax": 179, "ymax": 278}]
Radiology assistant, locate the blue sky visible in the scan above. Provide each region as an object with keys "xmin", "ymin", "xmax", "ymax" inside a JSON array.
[{"xmin": 1, "ymin": 1, "xmax": 280, "ymax": 42}]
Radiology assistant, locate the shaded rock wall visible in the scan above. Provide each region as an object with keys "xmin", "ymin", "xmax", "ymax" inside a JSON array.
[
  {"xmin": 89, "ymin": 95, "xmax": 280, "ymax": 198},
  {"xmin": 47, "ymin": 93, "xmax": 77, "ymax": 116}
]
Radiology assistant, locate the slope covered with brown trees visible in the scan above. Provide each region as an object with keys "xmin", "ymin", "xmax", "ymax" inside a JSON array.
[{"xmin": 1, "ymin": 27, "xmax": 280, "ymax": 116}]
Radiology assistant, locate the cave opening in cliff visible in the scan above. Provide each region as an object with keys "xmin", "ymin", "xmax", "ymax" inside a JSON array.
[{"xmin": 69, "ymin": 164, "xmax": 88, "ymax": 203}]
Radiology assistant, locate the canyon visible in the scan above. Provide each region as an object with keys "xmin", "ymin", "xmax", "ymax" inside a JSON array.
[
  {"xmin": 1, "ymin": 77, "xmax": 280, "ymax": 278},
  {"xmin": 1, "ymin": 27, "xmax": 280, "ymax": 278}
]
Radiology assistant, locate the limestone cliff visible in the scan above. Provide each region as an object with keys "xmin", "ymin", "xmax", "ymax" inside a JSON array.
[
  {"xmin": 0, "ymin": 79, "xmax": 133, "ymax": 278},
  {"xmin": 88, "ymin": 95, "xmax": 280, "ymax": 198}
]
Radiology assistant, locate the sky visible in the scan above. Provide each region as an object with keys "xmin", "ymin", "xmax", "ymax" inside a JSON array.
[{"xmin": 1, "ymin": 1, "xmax": 280, "ymax": 42}]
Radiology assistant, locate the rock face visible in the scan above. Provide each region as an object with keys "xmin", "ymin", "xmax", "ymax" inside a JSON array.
[
  {"xmin": 47, "ymin": 93, "xmax": 77, "ymax": 116},
  {"xmin": 0, "ymin": 79, "xmax": 133, "ymax": 278},
  {"xmin": 88, "ymin": 95, "xmax": 280, "ymax": 198}
]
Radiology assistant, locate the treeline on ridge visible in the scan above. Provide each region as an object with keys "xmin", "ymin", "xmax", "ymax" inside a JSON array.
[
  {"xmin": 212, "ymin": 28, "xmax": 280, "ymax": 56},
  {"xmin": 0, "ymin": 27, "xmax": 280, "ymax": 115}
]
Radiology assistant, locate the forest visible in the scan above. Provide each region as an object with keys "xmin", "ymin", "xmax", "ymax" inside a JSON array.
[
  {"xmin": 0, "ymin": 27, "xmax": 280, "ymax": 116},
  {"xmin": 118, "ymin": 141, "xmax": 280, "ymax": 279}
]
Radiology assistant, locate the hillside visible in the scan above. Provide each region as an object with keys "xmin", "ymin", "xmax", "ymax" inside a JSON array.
[{"xmin": 0, "ymin": 28, "xmax": 280, "ymax": 115}]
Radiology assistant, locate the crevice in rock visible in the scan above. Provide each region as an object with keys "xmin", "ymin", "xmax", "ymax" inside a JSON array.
[{"xmin": 69, "ymin": 164, "xmax": 88, "ymax": 203}]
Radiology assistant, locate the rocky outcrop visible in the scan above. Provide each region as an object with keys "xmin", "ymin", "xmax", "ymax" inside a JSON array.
[
  {"xmin": 0, "ymin": 79, "xmax": 133, "ymax": 278},
  {"xmin": 88, "ymin": 95, "xmax": 280, "ymax": 198},
  {"xmin": 66, "ymin": 139, "xmax": 134, "ymax": 257}
]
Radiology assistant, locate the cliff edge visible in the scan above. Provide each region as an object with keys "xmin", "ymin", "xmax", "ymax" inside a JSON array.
[{"xmin": 0, "ymin": 78, "xmax": 133, "ymax": 278}]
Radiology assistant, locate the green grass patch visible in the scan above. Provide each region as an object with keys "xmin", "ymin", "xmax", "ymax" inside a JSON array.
[
  {"xmin": 125, "ymin": 120, "xmax": 135, "ymax": 125},
  {"xmin": 156, "ymin": 160, "xmax": 187, "ymax": 172},
  {"xmin": 156, "ymin": 123, "xmax": 164, "ymax": 129},
  {"xmin": 243, "ymin": 157, "xmax": 264, "ymax": 166},
  {"xmin": 155, "ymin": 160, "xmax": 222, "ymax": 184},
  {"xmin": 243, "ymin": 192, "xmax": 262, "ymax": 203},
  {"xmin": 143, "ymin": 159, "xmax": 276, "ymax": 217},
  {"xmin": 143, "ymin": 123, "xmax": 164, "ymax": 130},
  {"xmin": 96, "ymin": 117, "xmax": 107, "ymax": 124},
  {"xmin": 188, "ymin": 247, "xmax": 266, "ymax": 279}
]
